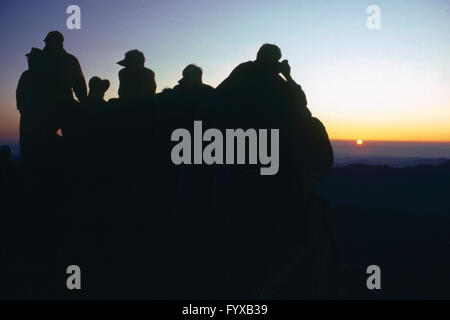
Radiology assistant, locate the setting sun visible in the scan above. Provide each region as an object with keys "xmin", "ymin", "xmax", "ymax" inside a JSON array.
[{"xmin": 356, "ymin": 139, "xmax": 364, "ymax": 145}]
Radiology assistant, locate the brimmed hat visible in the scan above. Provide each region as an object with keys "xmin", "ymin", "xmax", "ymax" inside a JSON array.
[
  {"xmin": 117, "ymin": 50, "xmax": 145, "ymax": 67},
  {"xmin": 89, "ymin": 76, "xmax": 110, "ymax": 92},
  {"xmin": 44, "ymin": 31, "xmax": 64, "ymax": 43},
  {"xmin": 25, "ymin": 47, "xmax": 43, "ymax": 58}
]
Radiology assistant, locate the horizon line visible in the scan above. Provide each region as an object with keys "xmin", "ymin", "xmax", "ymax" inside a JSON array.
[
  {"xmin": 330, "ymin": 139, "xmax": 450, "ymax": 143},
  {"xmin": 2, "ymin": 138, "xmax": 450, "ymax": 144}
]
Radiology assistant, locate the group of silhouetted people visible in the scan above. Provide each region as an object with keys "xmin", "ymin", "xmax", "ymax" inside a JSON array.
[{"xmin": 10, "ymin": 31, "xmax": 338, "ymax": 299}]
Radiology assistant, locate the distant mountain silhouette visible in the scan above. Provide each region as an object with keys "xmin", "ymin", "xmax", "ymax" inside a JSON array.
[
  {"xmin": 333, "ymin": 156, "xmax": 449, "ymax": 168},
  {"xmin": 317, "ymin": 162, "xmax": 450, "ymax": 299},
  {"xmin": 438, "ymin": 159, "xmax": 450, "ymax": 169}
]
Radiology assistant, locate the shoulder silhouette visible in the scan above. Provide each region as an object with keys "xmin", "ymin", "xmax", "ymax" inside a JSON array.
[
  {"xmin": 117, "ymin": 50, "xmax": 156, "ymax": 101},
  {"xmin": 41, "ymin": 30, "xmax": 87, "ymax": 103}
]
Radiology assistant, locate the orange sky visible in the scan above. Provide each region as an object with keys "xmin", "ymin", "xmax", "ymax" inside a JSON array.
[{"xmin": 1, "ymin": 0, "xmax": 449, "ymax": 144}]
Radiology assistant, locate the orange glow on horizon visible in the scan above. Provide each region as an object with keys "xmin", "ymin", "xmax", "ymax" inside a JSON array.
[{"xmin": 320, "ymin": 117, "xmax": 450, "ymax": 143}]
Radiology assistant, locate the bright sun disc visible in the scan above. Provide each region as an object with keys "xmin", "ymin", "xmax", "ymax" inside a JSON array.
[{"xmin": 356, "ymin": 139, "xmax": 363, "ymax": 145}]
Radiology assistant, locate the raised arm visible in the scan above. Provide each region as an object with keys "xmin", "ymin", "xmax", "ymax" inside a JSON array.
[{"xmin": 280, "ymin": 60, "xmax": 311, "ymax": 118}]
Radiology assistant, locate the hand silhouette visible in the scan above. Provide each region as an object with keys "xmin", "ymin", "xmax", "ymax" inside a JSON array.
[{"xmin": 279, "ymin": 59, "xmax": 291, "ymax": 78}]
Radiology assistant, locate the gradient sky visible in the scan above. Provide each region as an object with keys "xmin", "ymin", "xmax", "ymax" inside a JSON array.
[{"xmin": 1, "ymin": 0, "xmax": 449, "ymax": 147}]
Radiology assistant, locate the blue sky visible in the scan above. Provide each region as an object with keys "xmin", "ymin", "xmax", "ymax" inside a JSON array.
[{"xmin": 0, "ymin": 0, "xmax": 449, "ymax": 153}]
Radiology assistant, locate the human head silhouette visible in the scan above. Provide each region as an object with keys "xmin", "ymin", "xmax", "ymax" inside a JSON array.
[
  {"xmin": 117, "ymin": 50, "xmax": 145, "ymax": 67},
  {"xmin": 88, "ymin": 76, "xmax": 110, "ymax": 99},
  {"xmin": 44, "ymin": 31, "xmax": 64, "ymax": 51},
  {"xmin": 179, "ymin": 64, "xmax": 203, "ymax": 87},
  {"xmin": 25, "ymin": 47, "xmax": 43, "ymax": 70},
  {"xmin": 256, "ymin": 44, "xmax": 282, "ymax": 63}
]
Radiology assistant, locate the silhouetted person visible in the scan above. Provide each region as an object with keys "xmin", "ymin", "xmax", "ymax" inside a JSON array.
[
  {"xmin": 154, "ymin": 64, "xmax": 215, "ymax": 199},
  {"xmin": 15, "ymin": 33, "xmax": 88, "ymax": 284},
  {"xmin": 175, "ymin": 64, "xmax": 211, "ymax": 89},
  {"xmin": 169, "ymin": 64, "xmax": 215, "ymax": 124},
  {"xmin": 117, "ymin": 50, "xmax": 156, "ymax": 101},
  {"xmin": 16, "ymin": 48, "xmax": 43, "ymax": 113},
  {"xmin": 16, "ymin": 48, "xmax": 45, "ymax": 165},
  {"xmin": 66, "ymin": 76, "xmax": 110, "ymax": 160},
  {"xmin": 41, "ymin": 31, "xmax": 87, "ymax": 104},
  {"xmin": 84, "ymin": 76, "xmax": 112, "ymax": 162},
  {"xmin": 217, "ymin": 43, "xmax": 310, "ymax": 120},
  {"xmin": 17, "ymin": 31, "xmax": 87, "ymax": 171},
  {"xmin": 87, "ymin": 76, "xmax": 110, "ymax": 104},
  {"xmin": 115, "ymin": 50, "xmax": 156, "ymax": 180},
  {"xmin": 217, "ymin": 43, "xmax": 332, "ymax": 187},
  {"xmin": 155, "ymin": 65, "xmax": 217, "ymax": 296},
  {"xmin": 211, "ymin": 43, "xmax": 335, "ymax": 298},
  {"xmin": 40, "ymin": 30, "xmax": 87, "ymax": 171},
  {"xmin": 216, "ymin": 42, "xmax": 312, "ymax": 187}
]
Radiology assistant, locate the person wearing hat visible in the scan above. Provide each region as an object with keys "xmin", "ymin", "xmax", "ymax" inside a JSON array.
[
  {"xmin": 117, "ymin": 50, "xmax": 156, "ymax": 101},
  {"xmin": 170, "ymin": 64, "xmax": 215, "ymax": 122},
  {"xmin": 16, "ymin": 47, "xmax": 46, "ymax": 165},
  {"xmin": 62, "ymin": 76, "xmax": 111, "ymax": 176},
  {"xmin": 38, "ymin": 30, "xmax": 87, "ymax": 154},
  {"xmin": 41, "ymin": 30, "xmax": 87, "ymax": 104},
  {"xmin": 16, "ymin": 31, "xmax": 87, "ymax": 167},
  {"xmin": 16, "ymin": 48, "xmax": 44, "ymax": 114},
  {"xmin": 87, "ymin": 76, "xmax": 110, "ymax": 103},
  {"xmin": 175, "ymin": 64, "xmax": 212, "ymax": 90}
]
